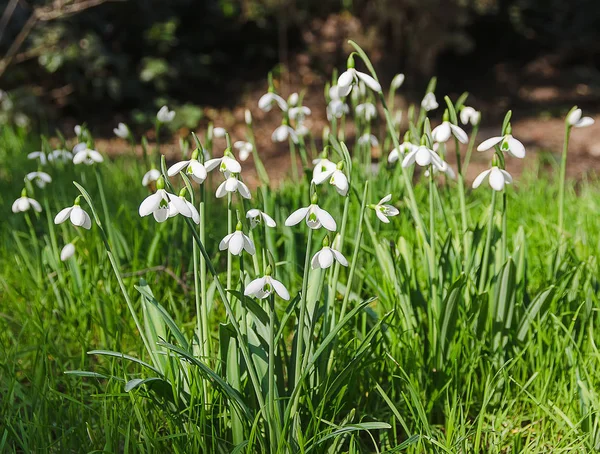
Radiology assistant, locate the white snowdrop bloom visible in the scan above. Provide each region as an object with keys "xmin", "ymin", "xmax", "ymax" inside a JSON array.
[
  {"xmin": 289, "ymin": 106, "xmax": 311, "ymax": 121},
  {"xmin": 245, "ymin": 109, "xmax": 252, "ymax": 125},
  {"xmin": 285, "ymin": 203, "xmax": 336, "ymax": 231},
  {"xmin": 295, "ymin": 122, "xmax": 310, "ymax": 137},
  {"xmin": 388, "ymin": 141, "xmax": 416, "ymax": 164},
  {"xmin": 272, "ymin": 124, "xmax": 299, "ymax": 143},
  {"xmin": 327, "ymin": 99, "xmax": 349, "ymax": 120},
  {"xmin": 142, "ymin": 168, "xmax": 161, "ymax": 187},
  {"xmin": 73, "ymin": 144, "xmax": 103, "ymax": 165},
  {"xmin": 391, "ymin": 73, "xmax": 405, "ymax": 90},
  {"xmin": 213, "ymin": 127, "xmax": 227, "ymax": 138},
  {"xmin": 60, "ymin": 243, "xmax": 76, "ymax": 261},
  {"xmin": 28, "ymin": 151, "xmax": 47, "ymax": 166},
  {"xmin": 54, "ymin": 200, "xmax": 92, "ymax": 230},
  {"xmin": 313, "ymin": 163, "xmax": 349, "ymax": 196},
  {"xmin": 25, "ymin": 171, "xmax": 52, "ymax": 188},
  {"xmin": 49, "ymin": 149, "xmax": 73, "ymax": 162},
  {"xmin": 258, "ymin": 92, "xmax": 287, "ymax": 112},
  {"xmin": 432, "ymin": 121, "xmax": 468, "ymax": 144},
  {"xmin": 246, "ymin": 208, "xmax": 276, "ymax": 228},
  {"xmin": 358, "ymin": 133, "xmax": 379, "ymax": 147},
  {"xmin": 74, "ymin": 125, "xmax": 82, "ymax": 137},
  {"xmin": 402, "ymin": 145, "xmax": 447, "ymax": 170},
  {"xmin": 356, "ymin": 103, "xmax": 377, "ymax": 121},
  {"xmin": 288, "ymin": 92, "xmax": 299, "ymax": 107},
  {"xmin": 167, "ymin": 154, "xmax": 208, "ymax": 183},
  {"xmin": 567, "ymin": 108, "xmax": 594, "ymax": 128},
  {"xmin": 157, "ymin": 105, "xmax": 175, "ymax": 123},
  {"xmin": 205, "ymin": 154, "xmax": 242, "ymax": 174},
  {"xmin": 234, "ymin": 141, "xmax": 253, "ymax": 161},
  {"xmin": 477, "ymin": 133, "xmax": 525, "ymax": 159},
  {"xmin": 472, "ymin": 166, "xmax": 513, "ymax": 191},
  {"xmin": 312, "ymin": 157, "xmax": 337, "ymax": 183},
  {"xmin": 421, "ymin": 93, "xmax": 439, "ymax": 112},
  {"xmin": 337, "ymin": 60, "xmax": 382, "ymax": 97},
  {"xmin": 12, "ymin": 191, "xmax": 42, "ymax": 213},
  {"xmin": 219, "ymin": 228, "xmax": 255, "ymax": 256},
  {"xmin": 372, "ymin": 194, "xmax": 400, "ymax": 223},
  {"xmin": 113, "ymin": 122, "xmax": 129, "ymax": 138},
  {"xmin": 168, "ymin": 194, "xmax": 200, "ymax": 224},
  {"xmin": 139, "ymin": 186, "xmax": 185, "ymax": 223},
  {"xmin": 311, "ymin": 246, "xmax": 348, "ymax": 269},
  {"xmin": 244, "ymin": 274, "xmax": 289, "ymax": 300},
  {"xmin": 215, "ymin": 175, "xmax": 251, "ymax": 199},
  {"xmin": 460, "ymin": 106, "xmax": 481, "ymax": 126}
]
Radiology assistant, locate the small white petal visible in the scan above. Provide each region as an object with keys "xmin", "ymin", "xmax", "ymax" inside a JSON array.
[
  {"xmin": 450, "ymin": 124, "xmax": 469, "ymax": 144},
  {"xmin": 167, "ymin": 160, "xmax": 190, "ymax": 176},
  {"xmin": 285, "ymin": 207, "xmax": 310, "ymax": 226},
  {"xmin": 55, "ymin": 207, "xmax": 73, "ymax": 224},
  {"xmin": 29, "ymin": 198, "xmax": 42, "ymax": 213},
  {"xmin": 242, "ymin": 235, "xmax": 256, "ymax": 255},
  {"xmin": 432, "ymin": 123, "xmax": 452, "ymax": 143},
  {"xmin": 567, "ymin": 108, "xmax": 582, "ymax": 126},
  {"xmin": 205, "ymin": 158, "xmax": 222, "ymax": 172},
  {"xmin": 575, "ymin": 117, "xmax": 594, "ymax": 128},
  {"xmin": 507, "ymin": 137, "xmax": 526, "ymax": 158},
  {"xmin": 318, "ymin": 248, "xmax": 334, "ymax": 268},
  {"xmin": 219, "ymin": 233, "xmax": 233, "ymax": 251},
  {"xmin": 379, "ymin": 194, "xmax": 392, "ymax": 204},
  {"xmin": 332, "ymin": 249, "xmax": 348, "ymax": 266},
  {"xmin": 315, "ymin": 207, "xmax": 337, "ymax": 231},
  {"xmin": 245, "ymin": 277, "xmax": 267, "ymax": 297},
  {"xmin": 60, "ymin": 243, "xmax": 76, "ymax": 261},
  {"xmin": 376, "ymin": 210, "xmax": 389, "ymax": 223},
  {"xmin": 261, "ymin": 212, "xmax": 276, "ymax": 227},
  {"xmin": 489, "ymin": 167, "xmax": 506, "ymax": 191},
  {"xmin": 215, "ymin": 180, "xmax": 228, "ymax": 198},
  {"xmin": 139, "ymin": 192, "xmax": 163, "ymax": 216},
  {"xmin": 477, "ymin": 136, "xmax": 503, "ymax": 152},
  {"xmin": 229, "ymin": 232, "xmax": 244, "ymax": 255},
  {"xmin": 472, "ymin": 169, "xmax": 491, "ymax": 189},
  {"xmin": 356, "ymin": 71, "xmax": 382, "ymax": 92},
  {"xmin": 270, "ymin": 278, "xmax": 290, "ymax": 300}
]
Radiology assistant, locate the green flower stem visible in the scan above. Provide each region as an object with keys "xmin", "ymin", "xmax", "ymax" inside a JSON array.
[
  {"xmin": 462, "ymin": 123, "xmax": 479, "ymax": 176},
  {"xmin": 478, "ymin": 190, "xmax": 497, "ymax": 294},
  {"xmin": 328, "ymin": 194, "xmax": 350, "ymax": 330},
  {"xmin": 289, "ymin": 138, "xmax": 298, "ymax": 183},
  {"xmin": 558, "ymin": 122, "xmax": 572, "ymax": 262},
  {"xmin": 227, "ymin": 193, "xmax": 233, "ymax": 293},
  {"xmin": 94, "ymin": 167, "xmax": 120, "ymax": 265},
  {"xmin": 293, "ymin": 228, "xmax": 313, "ymax": 390},
  {"xmin": 267, "ymin": 294, "xmax": 280, "ymax": 450},
  {"xmin": 454, "ymin": 136, "xmax": 469, "ymax": 263}
]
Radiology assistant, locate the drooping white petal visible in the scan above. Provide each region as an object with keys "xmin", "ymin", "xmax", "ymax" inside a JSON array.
[
  {"xmin": 168, "ymin": 194, "xmax": 192, "ymax": 218},
  {"xmin": 72, "ymin": 151, "xmax": 87, "ymax": 165},
  {"xmin": 315, "ymin": 207, "xmax": 337, "ymax": 231},
  {"xmin": 242, "ymin": 234, "xmax": 256, "ymax": 255},
  {"xmin": 331, "ymin": 171, "xmax": 349, "ymax": 196},
  {"xmin": 567, "ymin": 108, "xmax": 582, "ymax": 126},
  {"xmin": 379, "ymin": 194, "xmax": 392, "ymax": 204},
  {"xmin": 237, "ymin": 181, "xmax": 252, "ymax": 199},
  {"xmin": 477, "ymin": 136, "xmax": 503, "ymax": 152},
  {"xmin": 575, "ymin": 117, "xmax": 595, "ymax": 128},
  {"xmin": 500, "ymin": 169, "xmax": 513, "ymax": 184},
  {"xmin": 506, "ymin": 136, "xmax": 526, "ymax": 158},
  {"xmin": 215, "ymin": 180, "xmax": 228, "ymax": 198},
  {"xmin": 488, "ymin": 167, "xmax": 506, "ymax": 191},
  {"xmin": 376, "ymin": 209, "xmax": 390, "ymax": 223},
  {"xmin": 450, "ymin": 124, "xmax": 469, "ymax": 144},
  {"xmin": 261, "ymin": 212, "xmax": 276, "ymax": 227},
  {"xmin": 205, "ymin": 158, "xmax": 222, "ymax": 172},
  {"xmin": 432, "ymin": 122, "xmax": 452, "ymax": 143},
  {"xmin": 219, "ymin": 233, "xmax": 234, "ymax": 251},
  {"xmin": 472, "ymin": 169, "xmax": 491, "ymax": 189},
  {"xmin": 285, "ymin": 207, "xmax": 310, "ymax": 226},
  {"xmin": 415, "ymin": 146, "xmax": 433, "ymax": 167},
  {"xmin": 60, "ymin": 243, "xmax": 76, "ymax": 261},
  {"xmin": 313, "ymin": 168, "xmax": 335, "ymax": 185},
  {"xmin": 167, "ymin": 160, "xmax": 189, "ymax": 176},
  {"xmin": 29, "ymin": 198, "xmax": 42, "ymax": 213},
  {"xmin": 337, "ymin": 69, "xmax": 355, "ymax": 90},
  {"xmin": 222, "ymin": 156, "xmax": 241, "ymax": 173},
  {"xmin": 331, "ymin": 249, "xmax": 348, "ymax": 266},
  {"xmin": 139, "ymin": 192, "xmax": 164, "ymax": 216},
  {"xmin": 153, "ymin": 207, "xmax": 170, "ymax": 222},
  {"xmin": 54, "ymin": 207, "xmax": 73, "ymax": 224},
  {"xmin": 229, "ymin": 232, "xmax": 244, "ymax": 255},
  {"xmin": 318, "ymin": 248, "xmax": 334, "ymax": 268},
  {"xmin": 188, "ymin": 160, "xmax": 207, "ymax": 183},
  {"xmin": 142, "ymin": 169, "xmax": 161, "ymax": 186},
  {"xmin": 401, "ymin": 149, "xmax": 418, "ymax": 168},
  {"xmin": 356, "ymin": 71, "xmax": 382, "ymax": 92},
  {"xmin": 89, "ymin": 150, "xmax": 104, "ymax": 163},
  {"xmin": 270, "ymin": 278, "xmax": 290, "ymax": 300},
  {"xmin": 245, "ymin": 277, "xmax": 267, "ymax": 297}
]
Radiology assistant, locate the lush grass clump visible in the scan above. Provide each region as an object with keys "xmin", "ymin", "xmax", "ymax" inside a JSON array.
[{"xmin": 2, "ymin": 48, "xmax": 600, "ymax": 453}]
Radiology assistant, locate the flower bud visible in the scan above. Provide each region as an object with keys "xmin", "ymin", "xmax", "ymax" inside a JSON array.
[
  {"xmin": 156, "ymin": 176, "xmax": 165, "ymax": 190},
  {"xmin": 311, "ymin": 192, "xmax": 318, "ymax": 205},
  {"xmin": 391, "ymin": 73, "xmax": 405, "ymax": 90},
  {"xmin": 245, "ymin": 109, "xmax": 252, "ymax": 125},
  {"xmin": 322, "ymin": 235, "xmax": 330, "ymax": 247},
  {"xmin": 347, "ymin": 54, "xmax": 355, "ymax": 69}
]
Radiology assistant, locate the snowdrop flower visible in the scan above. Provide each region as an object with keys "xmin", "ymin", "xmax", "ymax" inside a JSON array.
[
  {"xmin": 113, "ymin": 122, "xmax": 129, "ymax": 139},
  {"xmin": 168, "ymin": 189, "xmax": 200, "ymax": 224},
  {"xmin": 12, "ymin": 189, "xmax": 42, "ymax": 213},
  {"xmin": 157, "ymin": 106, "xmax": 175, "ymax": 123},
  {"xmin": 49, "ymin": 149, "xmax": 73, "ymax": 162},
  {"xmin": 472, "ymin": 166, "xmax": 513, "ymax": 191},
  {"xmin": 477, "ymin": 129, "xmax": 525, "ymax": 158},
  {"xmin": 219, "ymin": 223, "xmax": 255, "ymax": 256},
  {"xmin": 289, "ymin": 106, "xmax": 311, "ymax": 121},
  {"xmin": 432, "ymin": 117, "xmax": 468, "ymax": 144},
  {"xmin": 138, "ymin": 177, "xmax": 183, "ymax": 222},
  {"xmin": 327, "ymin": 99, "xmax": 349, "ymax": 120},
  {"xmin": 142, "ymin": 168, "xmax": 161, "ymax": 187},
  {"xmin": 213, "ymin": 127, "xmax": 227, "ymax": 138},
  {"xmin": 388, "ymin": 141, "xmax": 416, "ymax": 164},
  {"xmin": 25, "ymin": 171, "xmax": 52, "ymax": 188},
  {"xmin": 421, "ymin": 93, "xmax": 439, "ymax": 112},
  {"xmin": 234, "ymin": 141, "xmax": 253, "ymax": 161},
  {"xmin": 337, "ymin": 55, "xmax": 382, "ymax": 96},
  {"xmin": 244, "ymin": 268, "xmax": 289, "ymax": 300},
  {"xmin": 460, "ymin": 106, "xmax": 481, "ymax": 126},
  {"xmin": 28, "ymin": 151, "xmax": 47, "ymax": 166},
  {"xmin": 285, "ymin": 195, "xmax": 336, "ymax": 231},
  {"xmin": 167, "ymin": 149, "xmax": 208, "ymax": 183},
  {"xmin": 312, "ymin": 156, "xmax": 337, "ymax": 182},
  {"xmin": 272, "ymin": 123, "xmax": 298, "ymax": 143},
  {"xmin": 391, "ymin": 73, "xmax": 405, "ymax": 90},
  {"xmin": 245, "ymin": 109, "xmax": 252, "ymax": 125},
  {"xmin": 402, "ymin": 144, "xmax": 447, "ymax": 170},
  {"xmin": 288, "ymin": 92, "xmax": 299, "ymax": 107},
  {"xmin": 356, "ymin": 103, "xmax": 377, "ymax": 121},
  {"xmin": 247, "ymin": 209, "xmax": 276, "ymax": 228},
  {"xmin": 567, "ymin": 108, "xmax": 594, "ymax": 128},
  {"xmin": 216, "ymin": 174, "xmax": 251, "ymax": 199},
  {"xmin": 258, "ymin": 92, "xmax": 287, "ymax": 112},
  {"xmin": 60, "ymin": 243, "xmax": 76, "ymax": 261},
  {"xmin": 73, "ymin": 144, "xmax": 103, "ymax": 165},
  {"xmin": 313, "ymin": 161, "xmax": 349, "ymax": 196},
  {"xmin": 370, "ymin": 194, "xmax": 400, "ymax": 223},
  {"xmin": 54, "ymin": 197, "xmax": 92, "ymax": 229},
  {"xmin": 425, "ymin": 163, "xmax": 456, "ymax": 180},
  {"xmin": 358, "ymin": 133, "xmax": 379, "ymax": 147},
  {"xmin": 205, "ymin": 151, "xmax": 242, "ymax": 174},
  {"xmin": 295, "ymin": 122, "xmax": 310, "ymax": 137},
  {"xmin": 74, "ymin": 125, "xmax": 82, "ymax": 137},
  {"xmin": 311, "ymin": 236, "xmax": 348, "ymax": 269}
]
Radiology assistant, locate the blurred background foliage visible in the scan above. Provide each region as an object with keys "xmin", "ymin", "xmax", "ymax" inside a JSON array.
[{"xmin": 0, "ymin": 0, "xmax": 599, "ymax": 129}]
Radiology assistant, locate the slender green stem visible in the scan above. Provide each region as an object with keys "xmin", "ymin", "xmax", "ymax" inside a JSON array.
[
  {"xmin": 558, "ymin": 123, "xmax": 571, "ymax": 263},
  {"xmin": 227, "ymin": 193, "xmax": 233, "ymax": 292},
  {"xmin": 294, "ymin": 228, "xmax": 313, "ymax": 389},
  {"xmin": 268, "ymin": 294, "xmax": 280, "ymax": 451},
  {"xmin": 478, "ymin": 191, "xmax": 497, "ymax": 294},
  {"xmin": 462, "ymin": 124, "xmax": 479, "ymax": 176},
  {"xmin": 328, "ymin": 194, "xmax": 350, "ymax": 330}
]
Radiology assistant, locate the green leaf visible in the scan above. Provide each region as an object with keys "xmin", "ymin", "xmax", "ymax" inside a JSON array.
[{"xmin": 516, "ymin": 286, "xmax": 555, "ymax": 342}]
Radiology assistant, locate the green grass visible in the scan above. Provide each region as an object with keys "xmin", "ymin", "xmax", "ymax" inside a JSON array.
[{"xmin": 2, "ymin": 75, "xmax": 600, "ymax": 451}]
